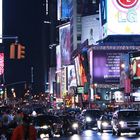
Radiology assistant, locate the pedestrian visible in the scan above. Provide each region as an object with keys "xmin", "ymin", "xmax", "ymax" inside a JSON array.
[{"xmin": 11, "ymin": 114, "xmax": 37, "ymax": 140}]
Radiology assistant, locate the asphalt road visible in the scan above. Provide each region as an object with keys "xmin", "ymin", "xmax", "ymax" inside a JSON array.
[{"xmin": 39, "ymin": 129, "xmax": 140, "ymax": 140}]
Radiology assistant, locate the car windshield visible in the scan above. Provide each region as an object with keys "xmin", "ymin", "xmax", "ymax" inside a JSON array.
[
  {"xmin": 85, "ymin": 110, "xmax": 102, "ymax": 118},
  {"xmin": 33, "ymin": 115, "xmax": 52, "ymax": 126},
  {"xmin": 102, "ymin": 115, "xmax": 112, "ymax": 121},
  {"xmin": 118, "ymin": 111, "xmax": 140, "ymax": 120}
]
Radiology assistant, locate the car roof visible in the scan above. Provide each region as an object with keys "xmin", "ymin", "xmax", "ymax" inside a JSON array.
[{"xmin": 115, "ymin": 109, "xmax": 136, "ymax": 113}]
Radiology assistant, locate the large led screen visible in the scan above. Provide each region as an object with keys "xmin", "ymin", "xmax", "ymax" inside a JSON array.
[
  {"xmin": 81, "ymin": 14, "xmax": 100, "ymax": 45},
  {"xmin": 93, "ymin": 51, "xmax": 121, "ymax": 83},
  {"xmin": 102, "ymin": 0, "xmax": 140, "ymax": 38},
  {"xmin": 130, "ymin": 51, "xmax": 140, "ymax": 80},
  {"xmin": 59, "ymin": 24, "xmax": 71, "ymax": 65},
  {"xmin": 0, "ymin": 0, "xmax": 2, "ymax": 43}
]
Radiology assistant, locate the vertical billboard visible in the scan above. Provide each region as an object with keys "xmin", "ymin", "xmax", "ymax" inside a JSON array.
[
  {"xmin": 57, "ymin": 0, "xmax": 61, "ymax": 20},
  {"xmin": 81, "ymin": 14, "xmax": 100, "ymax": 45},
  {"xmin": 102, "ymin": 0, "xmax": 140, "ymax": 38},
  {"xmin": 74, "ymin": 56, "xmax": 81, "ymax": 86},
  {"xmin": 0, "ymin": 0, "xmax": 2, "ymax": 43},
  {"xmin": 57, "ymin": 0, "xmax": 71, "ymax": 20},
  {"xmin": 0, "ymin": 53, "xmax": 4, "ymax": 75},
  {"xmin": 0, "ymin": 53, "xmax": 4, "ymax": 85},
  {"xmin": 67, "ymin": 65, "xmax": 77, "ymax": 93},
  {"xmin": 130, "ymin": 51, "xmax": 140, "ymax": 81},
  {"xmin": 88, "ymin": 48, "xmax": 93, "ymax": 83},
  {"xmin": 74, "ymin": 54, "xmax": 87, "ymax": 86},
  {"xmin": 59, "ymin": 24, "xmax": 71, "ymax": 66},
  {"xmin": 120, "ymin": 53, "xmax": 131, "ymax": 93},
  {"xmin": 61, "ymin": 67, "xmax": 67, "ymax": 97},
  {"xmin": 61, "ymin": 0, "xmax": 71, "ymax": 19},
  {"xmin": 56, "ymin": 45, "xmax": 61, "ymax": 70}
]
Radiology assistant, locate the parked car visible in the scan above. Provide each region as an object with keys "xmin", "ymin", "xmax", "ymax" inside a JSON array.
[
  {"xmin": 81, "ymin": 109, "xmax": 102, "ymax": 129},
  {"xmin": 112, "ymin": 109, "xmax": 140, "ymax": 136},
  {"xmin": 97, "ymin": 114, "xmax": 112, "ymax": 132}
]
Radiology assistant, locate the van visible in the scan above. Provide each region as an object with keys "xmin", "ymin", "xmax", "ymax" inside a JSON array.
[{"xmin": 112, "ymin": 109, "xmax": 140, "ymax": 136}]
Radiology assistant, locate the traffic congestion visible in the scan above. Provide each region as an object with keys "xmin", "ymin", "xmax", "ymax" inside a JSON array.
[{"xmin": 1, "ymin": 94, "xmax": 140, "ymax": 140}]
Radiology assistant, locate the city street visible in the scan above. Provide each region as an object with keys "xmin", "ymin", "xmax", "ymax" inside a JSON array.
[{"xmin": 47, "ymin": 129, "xmax": 140, "ymax": 140}]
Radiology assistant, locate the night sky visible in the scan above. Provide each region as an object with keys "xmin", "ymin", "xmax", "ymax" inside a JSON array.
[{"xmin": 3, "ymin": 0, "xmax": 50, "ymax": 94}]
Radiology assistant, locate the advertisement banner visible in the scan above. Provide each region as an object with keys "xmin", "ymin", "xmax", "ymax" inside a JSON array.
[
  {"xmin": 81, "ymin": 14, "xmax": 100, "ymax": 45},
  {"xmin": 67, "ymin": 65, "xmax": 77, "ymax": 92},
  {"xmin": 120, "ymin": 53, "xmax": 130, "ymax": 88},
  {"xmin": 93, "ymin": 51, "xmax": 121, "ymax": 83},
  {"xmin": 61, "ymin": 67, "xmax": 67, "ymax": 97},
  {"xmin": 0, "ymin": 53, "xmax": 4, "ymax": 75},
  {"xmin": 56, "ymin": 45, "xmax": 61, "ymax": 70},
  {"xmin": 59, "ymin": 24, "xmax": 71, "ymax": 65},
  {"xmin": 102, "ymin": 0, "xmax": 140, "ymax": 38},
  {"xmin": 0, "ymin": 0, "xmax": 2, "ymax": 43}
]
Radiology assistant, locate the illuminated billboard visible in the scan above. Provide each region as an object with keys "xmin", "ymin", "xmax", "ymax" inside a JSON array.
[
  {"xmin": 102, "ymin": 0, "xmax": 140, "ymax": 38},
  {"xmin": 56, "ymin": 45, "xmax": 61, "ymax": 70},
  {"xmin": 59, "ymin": 24, "xmax": 71, "ymax": 65},
  {"xmin": 74, "ymin": 54, "xmax": 87, "ymax": 86},
  {"xmin": 130, "ymin": 51, "xmax": 140, "ymax": 80},
  {"xmin": 0, "ymin": 0, "xmax": 2, "ymax": 43},
  {"xmin": 81, "ymin": 14, "xmax": 100, "ymax": 45},
  {"xmin": 57, "ymin": 0, "xmax": 61, "ymax": 20},
  {"xmin": 93, "ymin": 51, "xmax": 121, "ymax": 83},
  {"xmin": 57, "ymin": 0, "xmax": 70, "ymax": 20},
  {"xmin": 0, "ymin": 53, "xmax": 4, "ymax": 75},
  {"xmin": 120, "ymin": 53, "xmax": 129, "ymax": 87},
  {"xmin": 74, "ymin": 56, "xmax": 81, "ymax": 86},
  {"xmin": 67, "ymin": 65, "xmax": 77, "ymax": 93},
  {"xmin": 88, "ymin": 48, "xmax": 93, "ymax": 83},
  {"xmin": 120, "ymin": 53, "xmax": 131, "ymax": 93}
]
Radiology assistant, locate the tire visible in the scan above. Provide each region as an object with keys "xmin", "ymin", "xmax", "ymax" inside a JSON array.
[
  {"xmin": 136, "ymin": 132, "xmax": 139, "ymax": 136},
  {"xmin": 97, "ymin": 127, "xmax": 100, "ymax": 132},
  {"xmin": 100, "ymin": 128, "xmax": 103, "ymax": 133},
  {"xmin": 117, "ymin": 131, "xmax": 121, "ymax": 136},
  {"xmin": 49, "ymin": 130, "xmax": 54, "ymax": 138},
  {"xmin": 112, "ymin": 129, "xmax": 116, "ymax": 135}
]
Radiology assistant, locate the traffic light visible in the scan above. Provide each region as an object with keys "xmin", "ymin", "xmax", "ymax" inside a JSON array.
[
  {"xmin": 17, "ymin": 44, "xmax": 25, "ymax": 59},
  {"xmin": 10, "ymin": 43, "xmax": 16, "ymax": 59}
]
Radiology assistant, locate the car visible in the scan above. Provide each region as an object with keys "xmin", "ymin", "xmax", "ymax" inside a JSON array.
[
  {"xmin": 81, "ymin": 109, "xmax": 102, "ymax": 129},
  {"xmin": 97, "ymin": 114, "xmax": 112, "ymax": 132},
  {"xmin": 112, "ymin": 109, "xmax": 140, "ymax": 136},
  {"xmin": 31, "ymin": 114, "xmax": 54, "ymax": 139},
  {"xmin": 51, "ymin": 115, "xmax": 64, "ymax": 136}
]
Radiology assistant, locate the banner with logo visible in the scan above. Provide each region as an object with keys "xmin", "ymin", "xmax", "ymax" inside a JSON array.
[{"xmin": 102, "ymin": 0, "xmax": 140, "ymax": 38}]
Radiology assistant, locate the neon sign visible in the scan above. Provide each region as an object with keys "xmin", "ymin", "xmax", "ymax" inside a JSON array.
[{"xmin": 117, "ymin": 0, "xmax": 138, "ymax": 8}]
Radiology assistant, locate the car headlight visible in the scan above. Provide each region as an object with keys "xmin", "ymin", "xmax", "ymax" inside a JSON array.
[
  {"xmin": 102, "ymin": 122, "xmax": 108, "ymax": 127},
  {"xmin": 72, "ymin": 123, "xmax": 78, "ymax": 129},
  {"xmin": 41, "ymin": 125, "xmax": 49, "ymax": 129},
  {"xmin": 119, "ymin": 121, "xmax": 126, "ymax": 127},
  {"xmin": 86, "ymin": 117, "xmax": 92, "ymax": 122},
  {"xmin": 40, "ymin": 133, "xmax": 48, "ymax": 139}
]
